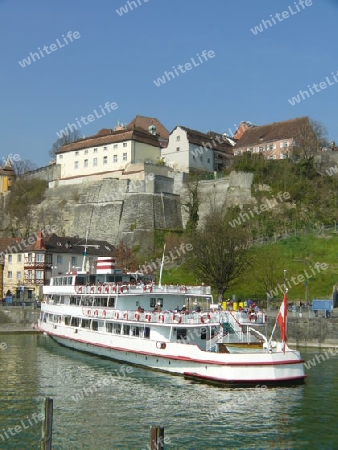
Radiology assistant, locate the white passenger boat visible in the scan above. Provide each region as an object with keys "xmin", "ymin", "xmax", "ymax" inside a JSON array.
[{"xmin": 37, "ymin": 269, "xmax": 305, "ymax": 385}]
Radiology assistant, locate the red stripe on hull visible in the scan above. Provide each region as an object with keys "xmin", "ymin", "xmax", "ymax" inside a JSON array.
[{"xmin": 38, "ymin": 327, "xmax": 304, "ymax": 368}]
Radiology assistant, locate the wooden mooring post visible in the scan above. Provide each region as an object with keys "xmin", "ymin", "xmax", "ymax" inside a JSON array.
[
  {"xmin": 150, "ymin": 426, "xmax": 165, "ymax": 450},
  {"xmin": 40, "ymin": 397, "xmax": 53, "ymax": 450}
]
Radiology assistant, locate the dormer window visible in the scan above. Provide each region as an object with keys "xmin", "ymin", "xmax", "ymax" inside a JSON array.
[{"xmin": 176, "ymin": 136, "xmax": 180, "ymax": 142}]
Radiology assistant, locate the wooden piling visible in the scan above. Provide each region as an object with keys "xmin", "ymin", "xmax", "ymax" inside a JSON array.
[
  {"xmin": 41, "ymin": 397, "xmax": 53, "ymax": 450},
  {"xmin": 150, "ymin": 426, "xmax": 165, "ymax": 450}
]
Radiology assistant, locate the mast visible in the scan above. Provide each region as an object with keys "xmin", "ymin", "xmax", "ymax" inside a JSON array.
[{"xmin": 158, "ymin": 244, "xmax": 166, "ymax": 288}]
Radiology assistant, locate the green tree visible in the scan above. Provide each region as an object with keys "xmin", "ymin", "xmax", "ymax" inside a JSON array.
[{"xmin": 190, "ymin": 207, "xmax": 251, "ymax": 301}]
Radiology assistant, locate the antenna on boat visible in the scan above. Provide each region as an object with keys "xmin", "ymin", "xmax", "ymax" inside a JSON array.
[{"xmin": 158, "ymin": 244, "xmax": 166, "ymax": 288}]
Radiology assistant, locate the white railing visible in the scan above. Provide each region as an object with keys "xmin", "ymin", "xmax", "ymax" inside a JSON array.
[
  {"xmin": 226, "ymin": 312, "xmax": 244, "ymax": 341},
  {"xmin": 74, "ymin": 284, "xmax": 212, "ymax": 296}
]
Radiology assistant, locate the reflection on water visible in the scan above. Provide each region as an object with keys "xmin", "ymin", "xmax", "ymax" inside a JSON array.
[{"xmin": 0, "ymin": 334, "xmax": 337, "ymax": 449}]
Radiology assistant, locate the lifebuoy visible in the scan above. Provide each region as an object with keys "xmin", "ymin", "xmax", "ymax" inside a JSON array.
[
  {"xmin": 94, "ymin": 310, "xmax": 98, "ymax": 317},
  {"xmin": 250, "ymin": 314, "xmax": 257, "ymax": 322},
  {"xmin": 105, "ymin": 286, "xmax": 109, "ymax": 294},
  {"xmin": 143, "ymin": 285, "xmax": 152, "ymax": 293},
  {"xmin": 98, "ymin": 286, "xmax": 102, "ymax": 293},
  {"xmin": 145, "ymin": 313, "xmax": 152, "ymax": 322},
  {"xmin": 114, "ymin": 311, "xmax": 120, "ymax": 319},
  {"xmin": 159, "ymin": 313, "xmax": 165, "ymax": 323},
  {"xmin": 201, "ymin": 313, "xmax": 210, "ymax": 324},
  {"xmin": 123, "ymin": 311, "xmax": 128, "ymax": 320},
  {"xmin": 103, "ymin": 310, "xmax": 107, "ymax": 317},
  {"xmin": 134, "ymin": 312, "xmax": 140, "ymax": 321},
  {"xmin": 90, "ymin": 286, "xmax": 94, "ymax": 294},
  {"xmin": 120, "ymin": 286, "xmax": 128, "ymax": 294},
  {"xmin": 113, "ymin": 285, "xmax": 117, "ymax": 293},
  {"xmin": 173, "ymin": 313, "xmax": 182, "ymax": 324},
  {"xmin": 156, "ymin": 342, "xmax": 166, "ymax": 349},
  {"xmin": 180, "ymin": 286, "xmax": 187, "ymax": 293},
  {"xmin": 87, "ymin": 309, "xmax": 91, "ymax": 316},
  {"xmin": 78, "ymin": 286, "xmax": 83, "ymax": 294}
]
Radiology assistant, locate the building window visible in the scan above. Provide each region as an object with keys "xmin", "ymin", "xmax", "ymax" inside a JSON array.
[
  {"xmin": 17, "ymin": 271, "xmax": 21, "ymax": 280},
  {"xmin": 84, "ymin": 149, "xmax": 88, "ymax": 155},
  {"xmin": 74, "ymin": 161, "xmax": 79, "ymax": 169},
  {"xmin": 103, "ymin": 156, "xmax": 108, "ymax": 165},
  {"xmin": 104, "ymin": 146, "xmax": 108, "ymax": 151},
  {"xmin": 176, "ymin": 136, "xmax": 180, "ymax": 141},
  {"xmin": 75, "ymin": 151, "xmax": 79, "ymax": 156},
  {"xmin": 36, "ymin": 254, "xmax": 44, "ymax": 262},
  {"xmin": 113, "ymin": 144, "xmax": 118, "ymax": 149},
  {"xmin": 17, "ymin": 254, "xmax": 22, "ymax": 263},
  {"xmin": 28, "ymin": 270, "xmax": 32, "ymax": 280},
  {"xmin": 71, "ymin": 256, "xmax": 77, "ymax": 266},
  {"xmin": 56, "ymin": 255, "xmax": 63, "ymax": 264},
  {"xmin": 8, "ymin": 255, "xmax": 12, "ymax": 263},
  {"xmin": 93, "ymin": 157, "xmax": 98, "ymax": 166},
  {"xmin": 8, "ymin": 271, "xmax": 12, "ymax": 279},
  {"xmin": 123, "ymin": 143, "xmax": 127, "ymax": 147},
  {"xmin": 123, "ymin": 153, "xmax": 127, "ymax": 161},
  {"xmin": 59, "ymin": 155, "xmax": 63, "ymax": 159},
  {"xmin": 259, "ymin": 147, "xmax": 264, "ymax": 152},
  {"xmin": 84, "ymin": 159, "xmax": 88, "ymax": 168},
  {"xmin": 113, "ymin": 155, "xmax": 117, "ymax": 163},
  {"xmin": 94, "ymin": 148, "xmax": 98, "ymax": 153},
  {"xmin": 36, "ymin": 270, "xmax": 44, "ymax": 280},
  {"xmin": 176, "ymin": 147, "xmax": 180, "ymax": 152},
  {"xmin": 27, "ymin": 253, "xmax": 32, "ymax": 263}
]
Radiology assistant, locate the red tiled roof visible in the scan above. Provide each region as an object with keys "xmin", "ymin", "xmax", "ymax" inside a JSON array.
[
  {"xmin": 0, "ymin": 238, "xmax": 23, "ymax": 254},
  {"xmin": 235, "ymin": 117, "xmax": 310, "ymax": 148},
  {"xmin": 57, "ymin": 128, "xmax": 160, "ymax": 154},
  {"xmin": 127, "ymin": 115, "xmax": 170, "ymax": 140}
]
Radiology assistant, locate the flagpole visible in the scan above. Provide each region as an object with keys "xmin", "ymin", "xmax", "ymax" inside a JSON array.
[{"xmin": 158, "ymin": 244, "xmax": 166, "ymax": 288}]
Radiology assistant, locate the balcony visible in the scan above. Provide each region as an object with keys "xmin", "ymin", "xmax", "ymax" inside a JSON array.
[{"xmin": 24, "ymin": 259, "xmax": 52, "ymax": 270}]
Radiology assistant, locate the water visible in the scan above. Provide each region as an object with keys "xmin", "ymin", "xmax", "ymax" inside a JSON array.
[{"xmin": 0, "ymin": 334, "xmax": 337, "ymax": 450}]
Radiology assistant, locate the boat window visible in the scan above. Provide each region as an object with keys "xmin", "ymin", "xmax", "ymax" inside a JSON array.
[
  {"xmin": 70, "ymin": 296, "xmax": 77, "ymax": 305},
  {"xmin": 177, "ymin": 329, "xmax": 187, "ymax": 342},
  {"xmin": 123, "ymin": 325, "xmax": 130, "ymax": 335},
  {"xmin": 144, "ymin": 327, "xmax": 150, "ymax": 339},
  {"xmin": 68, "ymin": 277, "xmax": 72, "ymax": 285},
  {"xmin": 92, "ymin": 321, "xmax": 98, "ymax": 331},
  {"xmin": 106, "ymin": 322, "xmax": 113, "ymax": 333},
  {"xmin": 157, "ymin": 298, "xmax": 163, "ymax": 307},
  {"xmin": 64, "ymin": 316, "xmax": 71, "ymax": 326},
  {"xmin": 113, "ymin": 323, "xmax": 121, "ymax": 334},
  {"xmin": 108, "ymin": 298, "xmax": 115, "ymax": 308},
  {"xmin": 201, "ymin": 328, "xmax": 207, "ymax": 340},
  {"xmin": 150, "ymin": 298, "xmax": 157, "ymax": 308},
  {"xmin": 71, "ymin": 317, "xmax": 80, "ymax": 327},
  {"xmin": 81, "ymin": 319, "xmax": 91, "ymax": 329},
  {"xmin": 131, "ymin": 326, "xmax": 140, "ymax": 336}
]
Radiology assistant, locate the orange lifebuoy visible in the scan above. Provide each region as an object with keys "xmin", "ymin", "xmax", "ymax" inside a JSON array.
[
  {"xmin": 143, "ymin": 285, "xmax": 152, "ymax": 293},
  {"xmin": 200, "ymin": 313, "xmax": 210, "ymax": 324},
  {"xmin": 105, "ymin": 286, "xmax": 109, "ymax": 294},
  {"xmin": 90, "ymin": 286, "xmax": 94, "ymax": 294},
  {"xmin": 145, "ymin": 313, "xmax": 152, "ymax": 322},
  {"xmin": 87, "ymin": 309, "xmax": 91, "ymax": 316},
  {"xmin": 98, "ymin": 286, "xmax": 102, "ymax": 293},
  {"xmin": 94, "ymin": 310, "xmax": 98, "ymax": 317},
  {"xmin": 78, "ymin": 286, "xmax": 83, "ymax": 294},
  {"xmin": 120, "ymin": 286, "xmax": 128, "ymax": 294},
  {"xmin": 113, "ymin": 285, "xmax": 117, "ymax": 293},
  {"xmin": 103, "ymin": 310, "xmax": 107, "ymax": 317},
  {"xmin": 159, "ymin": 313, "xmax": 165, "ymax": 323},
  {"xmin": 114, "ymin": 311, "xmax": 120, "ymax": 319},
  {"xmin": 173, "ymin": 313, "xmax": 182, "ymax": 324},
  {"xmin": 123, "ymin": 311, "xmax": 128, "ymax": 320},
  {"xmin": 134, "ymin": 312, "xmax": 140, "ymax": 321}
]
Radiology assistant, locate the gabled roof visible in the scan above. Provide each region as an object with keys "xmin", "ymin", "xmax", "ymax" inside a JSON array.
[
  {"xmin": 127, "ymin": 115, "xmax": 170, "ymax": 140},
  {"xmin": 235, "ymin": 117, "xmax": 310, "ymax": 148},
  {"xmin": 0, "ymin": 158, "xmax": 15, "ymax": 176},
  {"xmin": 0, "ymin": 237, "xmax": 23, "ymax": 254},
  {"xmin": 174, "ymin": 126, "xmax": 233, "ymax": 155},
  {"xmin": 25, "ymin": 234, "xmax": 115, "ymax": 256},
  {"xmin": 56, "ymin": 128, "xmax": 160, "ymax": 154}
]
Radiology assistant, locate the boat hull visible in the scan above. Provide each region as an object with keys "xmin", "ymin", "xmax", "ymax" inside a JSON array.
[{"xmin": 37, "ymin": 322, "xmax": 306, "ymax": 386}]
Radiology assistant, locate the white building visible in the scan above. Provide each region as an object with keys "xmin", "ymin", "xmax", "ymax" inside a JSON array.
[
  {"xmin": 161, "ymin": 126, "xmax": 233, "ymax": 174},
  {"xmin": 56, "ymin": 126, "xmax": 162, "ymax": 180}
]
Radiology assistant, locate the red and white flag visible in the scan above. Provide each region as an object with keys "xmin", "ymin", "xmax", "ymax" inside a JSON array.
[{"xmin": 276, "ymin": 292, "xmax": 288, "ymax": 344}]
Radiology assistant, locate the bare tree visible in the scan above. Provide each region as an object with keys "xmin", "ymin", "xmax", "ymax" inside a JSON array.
[
  {"xmin": 189, "ymin": 207, "xmax": 251, "ymax": 302},
  {"xmin": 11, "ymin": 159, "xmax": 36, "ymax": 175},
  {"xmin": 293, "ymin": 117, "xmax": 328, "ymax": 161},
  {"xmin": 49, "ymin": 130, "xmax": 81, "ymax": 158}
]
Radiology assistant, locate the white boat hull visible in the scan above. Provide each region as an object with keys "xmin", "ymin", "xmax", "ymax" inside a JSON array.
[{"xmin": 37, "ymin": 321, "xmax": 306, "ymax": 385}]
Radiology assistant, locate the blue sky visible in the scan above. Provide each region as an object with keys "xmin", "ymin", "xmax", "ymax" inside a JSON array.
[{"xmin": 0, "ymin": 0, "xmax": 337, "ymax": 167}]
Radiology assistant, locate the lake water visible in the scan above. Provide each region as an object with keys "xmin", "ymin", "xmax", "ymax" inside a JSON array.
[{"xmin": 0, "ymin": 334, "xmax": 337, "ymax": 449}]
